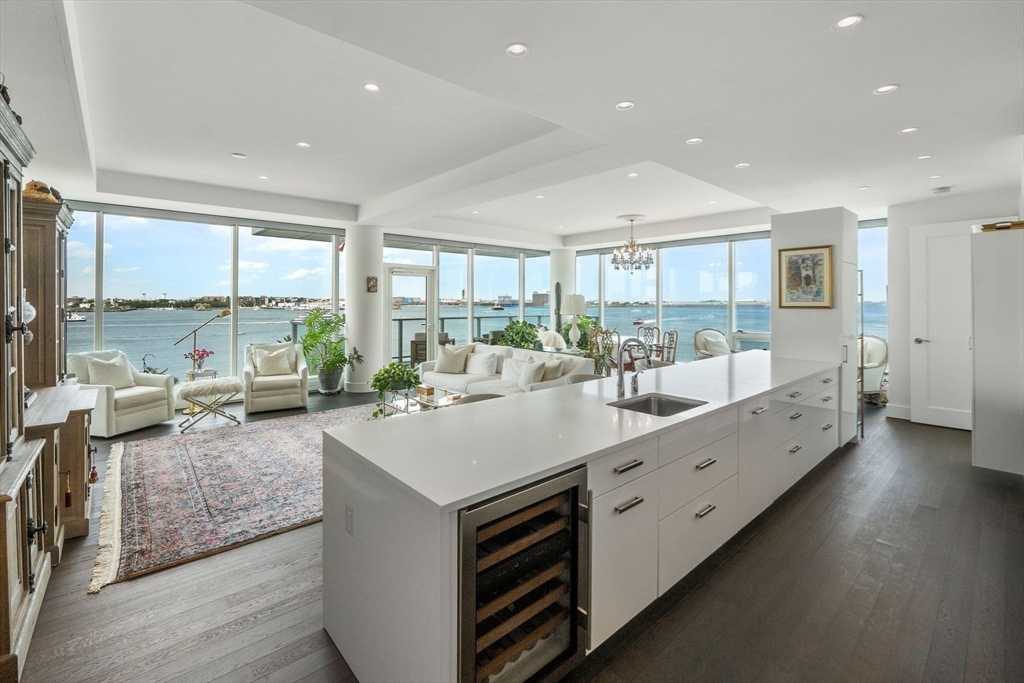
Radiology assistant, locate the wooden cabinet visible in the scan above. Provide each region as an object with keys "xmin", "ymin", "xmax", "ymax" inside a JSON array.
[
  {"xmin": 589, "ymin": 470, "xmax": 659, "ymax": 649},
  {"xmin": 22, "ymin": 198, "xmax": 73, "ymax": 389}
]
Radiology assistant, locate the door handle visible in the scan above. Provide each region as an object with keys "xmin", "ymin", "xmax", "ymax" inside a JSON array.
[
  {"xmin": 914, "ymin": 338, "xmax": 930, "ymax": 344},
  {"xmin": 613, "ymin": 459, "xmax": 644, "ymax": 475},
  {"xmin": 695, "ymin": 503, "xmax": 717, "ymax": 519},
  {"xmin": 695, "ymin": 458, "xmax": 717, "ymax": 470}
]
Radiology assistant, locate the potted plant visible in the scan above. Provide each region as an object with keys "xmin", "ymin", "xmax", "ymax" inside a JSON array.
[
  {"xmin": 497, "ymin": 320, "xmax": 540, "ymax": 349},
  {"xmin": 371, "ymin": 363, "xmax": 421, "ymax": 418},
  {"xmin": 299, "ymin": 308, "xmax": 364, "ymax": 394},
  {"xmin": 561, "ymin": 315, "xmax": 596, "ymax": 350}
]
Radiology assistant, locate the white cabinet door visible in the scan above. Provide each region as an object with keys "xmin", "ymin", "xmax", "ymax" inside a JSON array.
[
  {"xmin": 590, "ymin": 470, "xmax": 659, "ymax": 649},
  {"xmin": 659, "ymin": 433, "xmax": 738, "ymax": 520},
  {"xmin": 659, "ymin": 475, "xmax": 738, "ymax": 595}
]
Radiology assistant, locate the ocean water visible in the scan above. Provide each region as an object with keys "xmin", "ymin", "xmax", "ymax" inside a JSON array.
[{"xmin": 67, "ymin": 302, "xmax": 888, "ymax": 377}]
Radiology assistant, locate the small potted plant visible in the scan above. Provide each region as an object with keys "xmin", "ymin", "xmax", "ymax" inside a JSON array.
[
  {"xmin": 299, "ymin": 308, "xmax": 364, "ymax": 394},
  {"xmin": 497, "ymin": 321, "xmax": 540, "ymax": 349},
  {"xmin": 371, "ymin": 363, "xmax": 421, "ymax": 418},
  {"xmin": 184, "ymin": 348, "xmax": 215, "ymax": 371}
]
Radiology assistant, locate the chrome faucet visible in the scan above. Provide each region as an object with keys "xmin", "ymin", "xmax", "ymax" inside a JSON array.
[{"xmin": 617, "ymin": 337, "xmax": 651, "ymax": 398}]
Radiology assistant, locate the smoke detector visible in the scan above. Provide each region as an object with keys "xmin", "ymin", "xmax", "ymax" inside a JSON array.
[{"xmin": 933, "ymin": 186, "xmax": 952, "ymax": 195}]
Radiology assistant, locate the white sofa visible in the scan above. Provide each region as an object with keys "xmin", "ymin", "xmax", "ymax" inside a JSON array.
[
  {"xmin": 243, "ymin": 342, "xmax": 309, "ymax": 414},
  {"xmin": 420, "ymin": 344, "xmax": 593, "ymax": 396},
  {"xmin": 68, "ymin": 350, "xmax": 175, "ymax": 438}
]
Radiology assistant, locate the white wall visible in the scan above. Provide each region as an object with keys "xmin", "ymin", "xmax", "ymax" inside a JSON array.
[
  {"xmin": 549, "ymin": 248, "xmax": 576, "ymax": 326},
  {"xmin": 885, "ymin": 187, "xmax": 1021, "ymax": 419},
  {"xmin": 344, "ymin": 225, "xmax": 384, "ymax": 393}
]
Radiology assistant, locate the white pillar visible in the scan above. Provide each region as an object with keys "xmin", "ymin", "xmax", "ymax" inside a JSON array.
[
  {"xmin": 344, "ymin": 225, "xmax": 384, "ymax": 393},
  {"xmin": 549, "ymin": 248, "xmax": 576, "ymax": 326}
]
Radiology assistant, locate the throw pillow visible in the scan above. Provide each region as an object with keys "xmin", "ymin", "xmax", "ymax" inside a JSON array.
[
  {"xmin": 465, "ymin": 352, "xmax": 498, "ymax": 376},
  {"xmin": 704, "ymin": 336, "xmax": 732, "ymax": 356},
  {"xmin": 254, "ymin": 347, "xmax": 293, "ymax": 376},
  {"xmin": 518, "ymin": 360, "xmax": 546, "ymax": 389},
  {"xmin": 501, "ymin": 359, "xmax": 525, "ymax": 382},
  {"xmin": 87, "ymin": 353, "xmax": 135, "ymax": 390},
  {"xmin": 435, "ymin": 344, "xmax": 472, "ymax": 374},
  {"xmin": 542, "ymin": 358, "xmax": 564, "ymax": 382}
]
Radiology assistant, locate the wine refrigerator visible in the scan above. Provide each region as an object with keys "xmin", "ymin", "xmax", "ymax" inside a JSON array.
[{"xmin": 458, "ymin": 467, "xmax": 589, "ymax": 683}]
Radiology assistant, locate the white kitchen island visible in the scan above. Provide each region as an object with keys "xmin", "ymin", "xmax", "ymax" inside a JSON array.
[{"xmin": 323, "ymin": 351, "xmax": 845, "ymax": 683}]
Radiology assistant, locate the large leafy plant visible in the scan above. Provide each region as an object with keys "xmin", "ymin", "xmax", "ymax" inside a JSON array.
[
  {"xmin": 498, "ymin": 321, "xmax": 540, "ymax": 349},
  {"xmin": 561, "ymin": 315, "xmax": 597, "ymax": 348},
  {"xmin": 371, "ymin": 363, "xmax": 421, "ymax": 418},
  {"xmin": 299, "ymin": 308, "xmax": 363, "ymax": 373}
]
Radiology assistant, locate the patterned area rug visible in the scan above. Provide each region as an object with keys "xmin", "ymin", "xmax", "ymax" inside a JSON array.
[{"xmin": 89, "ymin": 404, "xmax": 375, "ymax": 593}]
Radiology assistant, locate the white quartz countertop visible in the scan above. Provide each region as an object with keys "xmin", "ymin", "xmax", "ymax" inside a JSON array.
[{"xmin": 324, "ymin": 351, "xmax": 838, "ymax": 514}]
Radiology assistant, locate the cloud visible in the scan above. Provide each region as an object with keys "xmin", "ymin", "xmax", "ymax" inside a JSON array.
[
  {"xmin": 216, "ymin": 279, "xmax": 230, "ymax": 287},
  {"xmin": 218, "ymin": 260, "xmax": 268, "ymax": 272},
  {"xmin": 113, "ymin": 266, "xmax": 142, "ymax": 272},
  {"xmin": 67, "ymin": 241, "xmax": 95, "ymax": 259},
  {"xmin": 281, "ymin": 267, "xmax": 327, "ymax": 280},
  {"xmin": 82, "ymin": 266, "xmax": 93, "ymax": 274}
]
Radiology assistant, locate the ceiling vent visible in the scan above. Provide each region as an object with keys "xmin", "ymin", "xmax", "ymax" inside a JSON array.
[{"xmin": 933, "ymin": 186, "xmax": 952, "ymax": 195}]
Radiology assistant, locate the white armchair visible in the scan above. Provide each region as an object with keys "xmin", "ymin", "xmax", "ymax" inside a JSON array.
[
  {"xmin": 67, "ymin": 350, "xmax": 175, "ymax": 438},
  {"xmin": 242, "ymin": 342, "xmax": 308, "ymax": 414},
  {"xmin": 859, "ymin": 335, "xmax": 888, "ymax": 395},
  {"xmin": 693, "ymin": 328, "xmax": 733, "ymax": 360}
]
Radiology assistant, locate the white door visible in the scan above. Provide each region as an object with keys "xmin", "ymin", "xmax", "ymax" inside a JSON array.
[
  {"xmin": 384, "ymin": 265, "xmax": 438, "ymax": 367},
  {"xmin": 909, "ymin": 222, "xmax": 975, "ymax": 429}
]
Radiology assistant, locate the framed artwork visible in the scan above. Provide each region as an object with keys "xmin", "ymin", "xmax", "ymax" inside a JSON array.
[
  {"xmin": 778, "ymin": 245, "xmax": 833, "ymax": 308},
  {"xmin": 366, "ymin": 276, "xmax": 378, "ymax": 293}
]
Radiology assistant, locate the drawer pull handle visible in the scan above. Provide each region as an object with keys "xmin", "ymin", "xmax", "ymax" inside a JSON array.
[
  {"xmin": 822, "ymin": 396, "xmax": 834, "ymax": 402},
  {"xmin": 614, "ymin": 496, "xmax": 645, "ymax": 514},
  {"xmin": 790, "ymin": 412, "xmax": 803, "ymax": 420},
  {"xmin": 789, "ymin": 445, "xmax": 803, "ymax": 454},
  {"xmin": 751, "ymin": 407, "xmax": 767, "ymax": 415},
  {"xmin": 822, "ymin": 423, "xmax": 833, "ymax": 431},
  {"xmin": 821, "ymin": 377, "xmax": 834, "ymax": 384},
  {"xmin": 613, "ymin": 459, "xmax": 644, "ymax": 475},
  {"xmin": 695, "ymin": 458, "xmax": 717, "ymax": 471},
  {"xmin": 788, "ymin": 391, "xmax": 802, "ymax": 398},
  {"xmin": 696, "ymin": 504, "xmax": 717, "ymax": 519}
]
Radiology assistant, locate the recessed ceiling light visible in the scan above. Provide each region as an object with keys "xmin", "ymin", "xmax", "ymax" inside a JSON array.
[
  {"xmin": 472, "ymin": 210, "xmax": 479, "ymax": 214},
  {"xmin": 627, "ymin": 172, "xmax": 639, "ymax": 177},
  {"xmin": 258, "ymin": 175, "xmax": 268, "ymax": 180},
  {"xmin": 859, "ymin": 186, "xmax": 869, "ymax": 190},
  {"xmin": 899, "ymin": 127, "xmax": 919, "ymax": 134},
  {"xmin": 559, "ymin": 225, "xmax": 564, "ymax": 229},
  {"xmin": 873, "ymin": 84, "xmax": 899, "ymax": 95},
  {"xmin": 735, "ymin": 163, "xmax": 750, "ymax": 168},
  {"xmin": 615, "ymin": 101, "xmax": 635, "ymax": 110},
  {"xmin": 535, "ymin": 195, "xmax": 545, "ymax": 199},
  {"xmin": 505, "ymin": 43, "xmax": 529, "ymax": 57},
  {"xmin": 296, "ymin": 142, "xmax": 311, "ymax": 148},
  {"xmin": 930, "ymin": 175, "xmax": 942, "ymax": 179},
  {"xmin": 917, "ymin": 155, "xmax": 932, "ymax": 160},
  {"xmin": 833, "ymin": 15, "xmax": 863, "ymax": 29},
  {"xmin": 231, "ymin": 152, "xmax": 247, "ymax": 159},
  {"xmin": 363, "ymin": 83, "xmax": 380, "ymax": 92},
  {"xmin": 709, "ymin": 200, "xmax": 718, "ymax": 204},
  {"xmin": 686, "ymin": 137, "xmax": 704, "ymax": 145}
]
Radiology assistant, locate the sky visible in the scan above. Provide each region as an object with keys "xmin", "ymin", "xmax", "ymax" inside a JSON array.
[{"xmin": 66, "ymin": 213, "xmax": 888, "ymax": 304}]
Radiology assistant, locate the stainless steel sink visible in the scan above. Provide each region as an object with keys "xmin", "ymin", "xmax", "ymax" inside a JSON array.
[{"xmin": 608, "ymin": 393, "xmax": 707, "ymax": 417}]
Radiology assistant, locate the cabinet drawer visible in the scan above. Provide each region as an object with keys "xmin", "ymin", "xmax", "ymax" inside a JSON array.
[
  {"xmin": 810, "ymin": 369, "xmax": 839, "ymax": 392},
  {"xmin": 658, "ymin": 408, "xmax": 737, "ymax": 467},
  {"xmin": 658, "ymin": 475, "xmax": 738, "ymax": 595},
  {"xmin": 659, "ymin": 433, "xmax": 738, "ymax": 520},
  {"xmin": 588, "ymin": 437, "xmax": 659, "ymax": 498},
  {"xmin": 772, "ymin": 404, "xmax": 815, "ymax": 445},
  {"xmin": 590, "ymin": 471, "xmax": 660, "ymax": 648},
  {"xmin": 739, "ymin": 394, "xmax": 771, "ymax": 424},
  {"xmin": 799, "ymin": 385, "xmax": 838, "ymax": 410},
  {"xmin": 769, "ymin": 382, "xmax": 814, "ymax": 413}
]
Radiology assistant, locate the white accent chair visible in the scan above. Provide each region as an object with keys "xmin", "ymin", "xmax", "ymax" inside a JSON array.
[
  {"xmin": 693, "ymin": 328, "xmax": 733, "ymax": 360},
  {"xmin": 859, "ymin": 335, "xmax": 888, "ymax": 394},
  {"xmin": 242, "ymin": 342, "xmax": 309, "ymax": 414},
  {"xmin": 538, "ymin": 329, "xmax": 567, "ymax": 349},
  {"xmin": 67, "ymin": 350, "xmax": 175, "ymax": 438},
  {"xmin": 565, "ymin": 373, "xmax": 605, "ymax": 385}
]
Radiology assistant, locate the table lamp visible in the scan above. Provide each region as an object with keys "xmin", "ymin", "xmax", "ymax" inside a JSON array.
[{"xmin": 560, "ymin": 294, "xmax": 587, "ymax": 352}]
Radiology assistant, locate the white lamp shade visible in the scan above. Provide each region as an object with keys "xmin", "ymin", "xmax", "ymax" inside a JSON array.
[{"xmin": 560, "ymin": 294, "xmax": 587, "ymax": 317}]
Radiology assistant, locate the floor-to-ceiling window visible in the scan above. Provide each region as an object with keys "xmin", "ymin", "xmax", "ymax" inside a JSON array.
[
  {"xmin": 603, "ymin": 252, "xmax": 657, "ymax": 335},
  {"xmin": 439, "ymin": 247, "xmax": 469, "ymax": 345},
  {"xmin": 474, "ymin": 250, "xmax": 520, "ymax": 339},
  {"xmin": 662, "ymin": 242, "xmax": 730, "ymax": 351},
  {"xmin": 733, "ymin": 238, "xmax": 771, "ymax": 350},
  {"xmin": 858, "ymin": 223, "xmax": 888, "ymax": 339},
  {"xmin": 236, "ymin": 228, "xmax": 333, "ymax": 374},
  {"xmin": 65, "ymin": 211, "xmax": 97, "ymax": 354},
  {"xmin": 575, "ymin": 253, "xmax": 600, "ymax": 321},
  {"xmin": 101, "ymin": 215, "xmax": 231, "ymax": 376},
  {"xmin": 524, "ymin": 254, "xmax": 550, "ymax": 328}
]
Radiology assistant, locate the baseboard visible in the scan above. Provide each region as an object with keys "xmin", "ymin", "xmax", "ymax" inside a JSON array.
[{"xmin": 886, "ymin": 403, "xmax": 911, "ymax": 420}]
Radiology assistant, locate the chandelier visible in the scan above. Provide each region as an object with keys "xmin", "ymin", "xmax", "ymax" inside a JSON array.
[{"xmin": 612, "ymin": 214, "xmax": 653, "ymax": 272}]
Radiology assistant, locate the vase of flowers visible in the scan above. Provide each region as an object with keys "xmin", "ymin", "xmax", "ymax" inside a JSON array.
[{"xmin": 185, "ymin": 348, "xmax": 215, "ymax": 371}]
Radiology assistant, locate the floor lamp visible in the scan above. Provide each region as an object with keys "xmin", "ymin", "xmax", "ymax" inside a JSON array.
[
  {"xmin": 174, "ymin": 309, "xmax": 231, "ymax": 371},
  {"xmin": 561, "ymin": 294, "xmax": 587, "ymax": 352}
]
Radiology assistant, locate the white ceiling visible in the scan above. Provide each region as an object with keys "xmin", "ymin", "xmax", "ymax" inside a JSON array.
[{"xmin": 1, "ymin": 0, "xmax": 1021, "ymax": 248}]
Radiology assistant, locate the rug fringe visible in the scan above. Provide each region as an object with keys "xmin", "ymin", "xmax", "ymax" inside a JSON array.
[{"xmin": 89, "ymin": 441, "xmax": 125, "ymax": 594}]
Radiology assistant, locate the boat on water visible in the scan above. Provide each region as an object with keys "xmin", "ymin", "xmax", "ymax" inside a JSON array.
[
  {"xmin": 67, "ymin": 313, "xmax": 87, "ymax": 322},
  {"xmin": 491, "ymin": 302, "xmax": 504, "ymax": 310},
  {"xmin": 633, "ymin": 318, "xmax": 652, "ymax": 326}
]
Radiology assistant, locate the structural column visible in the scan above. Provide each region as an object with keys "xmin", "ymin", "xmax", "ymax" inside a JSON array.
[
  {"xmin": 344, "ymin": 225, "xmax": 384, "ymax": 393},
  {"xmin": 549, "ymin": 248, "xmax": 576, "ymax": 327}
]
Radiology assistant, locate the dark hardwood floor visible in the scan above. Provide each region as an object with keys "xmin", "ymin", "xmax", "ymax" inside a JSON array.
[{"xmin": 21, "ymin": 401, "xmax": 1023, "ymax": 683}]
